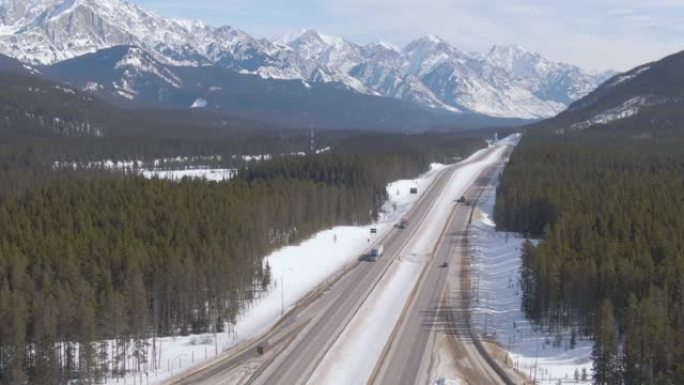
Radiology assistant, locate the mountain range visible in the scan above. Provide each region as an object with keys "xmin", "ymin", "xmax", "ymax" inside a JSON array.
[
  {"xmin": 531, "ymin": 50, "xmax": 684, "ymax": 135},
  {"xmin": 0, "ymin": 0, "xmax": 614, "ymax": 127}
]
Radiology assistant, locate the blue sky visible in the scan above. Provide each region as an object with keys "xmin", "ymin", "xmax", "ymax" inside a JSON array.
[{"xmin": 136, "ymin": 0, "xmax": 684, "ymax": 71}]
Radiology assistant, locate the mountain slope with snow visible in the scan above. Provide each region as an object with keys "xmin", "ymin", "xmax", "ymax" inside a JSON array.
[
  {"xmin": 531, "ymin": 49, "xmax": 684, "ymax": 133},
  {"xmin": 0, "ymin": 0, "xmax": 612, "ymax": 121},
  {"xmin": 45, "ymin": 45, "xmax": 495, "ymax": 131}
]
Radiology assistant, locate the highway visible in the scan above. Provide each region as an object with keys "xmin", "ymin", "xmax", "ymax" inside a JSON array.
[
  {"xmin": 165, "ymin": 140, "xmax": 516, "ymax": 385},
  {"xmin": 370, "ymin": 160, "xmax": 513, "ymax": 385}
]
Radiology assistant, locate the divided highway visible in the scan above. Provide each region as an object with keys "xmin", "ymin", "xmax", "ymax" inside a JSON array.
[
  {"xmin": 370, "ymin": 162, "xmax": 514, "ymax": 385},
  {"xmin": 165, "ymin": 139, "xmax": 517, "ymax": 385}
]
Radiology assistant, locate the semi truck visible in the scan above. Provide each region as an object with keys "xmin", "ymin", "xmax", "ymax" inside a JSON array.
[{"xmin": 369, "ymin": 245, "xmax": 384, "ymax": 261}]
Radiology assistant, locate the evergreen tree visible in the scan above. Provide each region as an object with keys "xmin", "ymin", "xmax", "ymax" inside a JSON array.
[{"xmin": 593, "ymin": 299, "xmax": 621, "ymax": 385}]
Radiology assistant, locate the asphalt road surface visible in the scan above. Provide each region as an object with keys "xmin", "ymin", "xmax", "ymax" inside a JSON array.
[
  {"xmin": 165, "ymin": 143, "xmax": 513, "ymax": 385},
  {"xmin": 370, "ymin": 161, "xmax": 512, "ymax": 385}
]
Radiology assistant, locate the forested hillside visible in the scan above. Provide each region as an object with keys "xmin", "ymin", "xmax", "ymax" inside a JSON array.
[
  {"xmin": 0, "ymin": 129, "xmax": 487, "ymax": 384},
  {"xmin": 495, "ymin": 131, "xmax": 684, "ymax": 384}
]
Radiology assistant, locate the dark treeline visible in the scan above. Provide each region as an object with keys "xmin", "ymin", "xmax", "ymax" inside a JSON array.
[
  {"xmin": 242, "ymin": 153, "xmax": 430, "ymax": 221},
  {"xmin": 495, "ymin": 133, "xmax": 684, "ymax": 384},
  {"xmin": 0, "ymin": 129, "xmax": 486, "ymax": 384},
  {"xmin": 0, "ymin": 130, "xmax": 321, "ymax": 199}
]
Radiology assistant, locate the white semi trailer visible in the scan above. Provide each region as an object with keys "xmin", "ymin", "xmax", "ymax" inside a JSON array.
[{"xmin": 369, "ymin": 245, "xmax": 384, "ymax": 261}]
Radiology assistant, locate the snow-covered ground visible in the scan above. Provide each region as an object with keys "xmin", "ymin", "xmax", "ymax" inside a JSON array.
[
  {"xmin": 432, "ymin": 335, "xmax": 464, "ymax": 385},
  {"xmin": 469, "ymin": 173, "xmax": 593, "ymax": 384},
  {"xmin": 52, "ymin": 155, "xmax": 223, "ymax": 171},
  {"xmin": 102, "ymin": 159, "xmax": 450, "ymax": 385},
  {"xmin": 569, "ymin": 95, "xmax": 659, "ymax": 131},
  {"xmin": 308, "ymin": 138, "xmax": 517, "ymax": 385},
  {"xmin": 140, "ymin": 168, "xmax": 237, "ymax": 182}
]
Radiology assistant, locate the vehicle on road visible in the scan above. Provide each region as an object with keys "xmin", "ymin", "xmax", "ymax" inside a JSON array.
[
  {"xmin": 396, "ymin": 217, "xmax": 409, "ymax": 229},
  {"xmin": 369, "ymin": 245, "xmax": 384, "ymax": 261},
  {"xmin": 457, "ymin": 196, "xmax": 467, "ymax": 204},
  {"xmin": 440, "ymin": 262, "xmax": 449, "ymax": 268}
]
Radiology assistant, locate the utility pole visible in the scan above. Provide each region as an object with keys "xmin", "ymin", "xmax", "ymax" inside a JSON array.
[
  {"xmin": 484, "ymin": 295, "xmax": 488, "ymax": 337},
  {"xmin": 214, "ymin": 307, "xmax": 218, "ymax": 356},
  {"xmin": 310, "ymin": 125, "xmax": 315, "ymax": 155},
  {"xmin": 281, "ymin": 268, "xmax": 293, "ymax": 315},
  {"xmin": 533, "ymin": 340, "xmax": 539, "ymax": 384}
]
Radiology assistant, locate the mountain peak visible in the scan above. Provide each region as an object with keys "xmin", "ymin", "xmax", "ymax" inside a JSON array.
[
  {"xmin": 408, "ymin": 34, "xmax": 450, "ymax": 48},
  {"xmin": 487, "ymin": 44, "xmax": 540, "ymax": 62},
  {"xmin": 426, "ymin": 34, "xmax": 445, "ymax": 44},
  {"xmin": 376, "ymin": 41, "xmax": 399, "ymax": 51},
  {"xmin": 404, "ymin": 35, "xmax": 453, "ymax": 53},
  {"xmin": 278, "ymin": 29, "xmax": 345, "ymax": 48},
  {"xmin": 365, "ymin": 40, "xmax": 400, "ymax": 54},
  {"xmin": 484, "ymin": 44, "xmax": 552, "ymax": 77}
]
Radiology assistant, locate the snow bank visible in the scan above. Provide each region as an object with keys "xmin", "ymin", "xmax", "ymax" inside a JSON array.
[
  {"xmin": 470, "ymin": 174, "xmax": 593, "ymax": 384},
  {"xmin": 431, "ymin": 338, "xmax": 464, "ymax": 385}
]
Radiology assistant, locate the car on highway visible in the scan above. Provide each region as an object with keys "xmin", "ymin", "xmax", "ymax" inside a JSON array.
[{"xmin": 396, "ymin": 217, "xmax": 409, "ymax": 229}]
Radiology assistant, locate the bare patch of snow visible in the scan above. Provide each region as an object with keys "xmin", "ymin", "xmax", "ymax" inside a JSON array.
[
  {"xmin": 52, "ymin": 155, "xmax": 223, "ymax": 172},
  {"xmin": 235, "ymin": 154, "xmax": 273, "ymax": 162},
  {"xmin": 608, "ymin": 65, "xmax": 650, "ymax": 88},
  {"xmin": 190, "ymin": 98, "xmax": 208, "ymax": 108},
  {"xmin": 140, "ymin": 168, "xmax": 236, "ymax": 182},
  {"xmin": 569, "ymin": 95, "xmax": 667, "ymax": 131},
  {"xmin": 83, "ymin": 81, "xmax": 103, "ymax": 92},
  {"xmin": 54, "ymin": 85, "xmax": 76, "ymax": 94}
]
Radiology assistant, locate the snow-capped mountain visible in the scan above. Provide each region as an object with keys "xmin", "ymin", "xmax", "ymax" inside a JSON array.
[
  {"xmin": 276, "ymin": 32, "xmax": 612, "ymax": 119},
  {"xmin": 44, "ymin": 45, "xmax": 194, "ymax": 103},
  {"xmin": 0, "ymin": 0, "xmax": 612, "ymax": 120}
]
